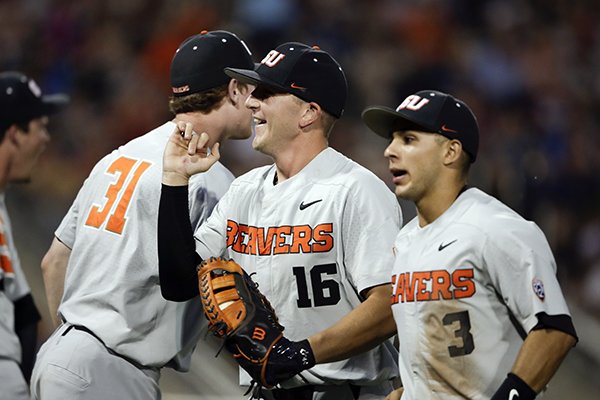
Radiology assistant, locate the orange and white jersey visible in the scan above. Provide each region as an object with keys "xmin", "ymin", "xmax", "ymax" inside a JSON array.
[
  {"xmin": 391, "ymin": 188, "xmax": 572, "ymax": 399},
  {"xmin": 56, "ymin": 122, "xmax": 233, "ymax": 369},
  {"xmin": 0, "ymin": 193, "xmax": 29, "ymax": 362},
  {"xmin": 195, "ymin": 147, "xmax": 402, "ymax": 386}
]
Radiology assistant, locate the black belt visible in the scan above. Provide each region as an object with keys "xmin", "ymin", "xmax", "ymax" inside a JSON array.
[
  {"xmin": 271, "ymin": 384, "xmax": 361, "ymax": 400},
  {"xmin": 61, "ymin": 324, "xmax": 155, "ymax": 372},
  {"xmin": 62, "ymin": 324, "xmax": 104, "ymax": 344}
]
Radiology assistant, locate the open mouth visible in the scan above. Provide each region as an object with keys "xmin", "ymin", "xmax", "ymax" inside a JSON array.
[
  {"xmin": 253, "ymin": 117, "xmax": 266, "ymax": 127},
  {"xmin": 390, "ymin": 168, "xmax": 407, "ymax": 179}
]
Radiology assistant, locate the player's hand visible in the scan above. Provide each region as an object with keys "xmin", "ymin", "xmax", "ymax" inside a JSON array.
[
  {"xmin": 384, "ymin": 387, "xmax": 404, "ymax": 400},
  {"xmin": 163, "ymin": 121, "xmax": 221, "ymax": 185}
]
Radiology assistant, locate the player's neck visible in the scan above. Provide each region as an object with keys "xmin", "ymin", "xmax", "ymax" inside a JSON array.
[
  {"xmin": 272, "ymin": 136, "xmax": 327, "ymax": 184},
  {"xmin": 416, "ymin": 181, "xmax": 467, "ymax": 227}
]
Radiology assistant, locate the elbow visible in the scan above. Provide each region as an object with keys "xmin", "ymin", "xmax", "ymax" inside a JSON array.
[
  {"xmin": 159, "ymin": 278, "xmax": 198, "ymax": 302},
  {"xmin": 40, "ymin": 252, "xmax": 56, "ymax": 281},
  {"xmin": 160, "ymin": 285, "xmax": 188, "ymax": 302}
]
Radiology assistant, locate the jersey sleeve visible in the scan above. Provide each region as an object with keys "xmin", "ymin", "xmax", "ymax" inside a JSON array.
[
  {"xmin": 483, "ymin": 220, "xmax": 572, "ymax": 333},
  {"xmin": 341, "ymin": 177, "xmax": 402, "ymax": 295},
  {"xmin": 54, "ymin": 161, "xmax": 104, "ymax": 249},
  {"xmin": 54, "ymin": 189, "xmax": 82, "ymax": 249}
]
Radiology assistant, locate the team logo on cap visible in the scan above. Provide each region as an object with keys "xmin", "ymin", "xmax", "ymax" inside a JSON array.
[
  {"xmin": 397, "ymin": 94, "xmax": 429, "ymax": 111},
  {"xmin": 532, "ymin": 278, "xmax": 545, "ymax": 300},
  {"xmin": 261, "ymin": 50, "xmax": 285, "ymax": 67},
  {"xmin": 172, "ymin": 85, "xmax": 190, "ymax": 94},
  {"xmin": 28, "ymin": 79, "xmax": 42, "ymax": 98}
]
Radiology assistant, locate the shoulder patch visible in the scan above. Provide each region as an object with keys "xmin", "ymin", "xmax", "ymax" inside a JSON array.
[{"xmin": 532, "ymin": 278, "xmax": 545, "ymax": 301}]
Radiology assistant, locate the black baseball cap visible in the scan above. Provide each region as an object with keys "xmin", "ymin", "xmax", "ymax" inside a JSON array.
[
  {"xmin": 170, "ymin": 30, "xmax": 254, "ymax": 97},
  {"xmin": 362, "ymin": 90, "xmax": 479, "ymax": 162},
  {"xmin": 0, "ymin": 71, "xmax": 69, "ymax": 127},
  {"xmin": 224, "ymin": 42, "xmax": 347, "ymax": 118}
]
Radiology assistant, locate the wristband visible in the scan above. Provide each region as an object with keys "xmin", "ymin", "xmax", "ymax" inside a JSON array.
[{"xmin": 491, "ymin": 373, "xmax": 537, "ymax": 400}]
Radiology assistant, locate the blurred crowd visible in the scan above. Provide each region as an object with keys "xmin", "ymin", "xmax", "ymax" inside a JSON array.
[{"xmin": 1, "ymin": 0, "xmax": 600, "ymax": 319}]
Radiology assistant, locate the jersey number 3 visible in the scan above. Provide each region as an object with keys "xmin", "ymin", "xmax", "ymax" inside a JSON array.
[
  {"xmin": 443, "ymin": 310, "xmax": 475, "ymax": 357},
  {"xmin": 85, "ymin": 156, "xmax": 152, "ymax": 235}
]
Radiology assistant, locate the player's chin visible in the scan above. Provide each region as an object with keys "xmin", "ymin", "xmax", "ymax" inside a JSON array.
[{"xmin": 394, "ymin": 184, "xmax": 414, "ymax": 200}]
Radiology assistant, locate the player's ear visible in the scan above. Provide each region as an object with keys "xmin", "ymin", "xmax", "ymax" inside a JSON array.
[
  {"xmin": 298, "ymin": 102, "xmax": 321, "ymax": 130},
  {"xmin": 444, "ymin": 139, "xmax": 463, "ymax": 166},
  {"xmin": 227, "ymin": 79, "xmax": 247, "ymax": 107},
  {"xmin": 5, "ymin": 124, "xmax": 22, "ymax": 147}
]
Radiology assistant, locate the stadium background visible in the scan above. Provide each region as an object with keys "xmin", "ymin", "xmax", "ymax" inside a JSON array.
[{"xmin": 1, "ymin": 0, "xmax": 599, "ymax": 398}]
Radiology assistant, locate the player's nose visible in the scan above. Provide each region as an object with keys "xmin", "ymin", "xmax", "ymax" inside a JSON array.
[{"xmin": 245, "ymin": 95, "xmax": 259, "ymax": 110}]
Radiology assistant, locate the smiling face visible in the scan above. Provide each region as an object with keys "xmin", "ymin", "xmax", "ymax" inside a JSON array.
[
  {"xmin": 245, "ymin": 84, "xmax": 305, "ymax": 157},
  {"xmin": 384, "ymin": 130, "xmax": 448, "ymax": 202}
]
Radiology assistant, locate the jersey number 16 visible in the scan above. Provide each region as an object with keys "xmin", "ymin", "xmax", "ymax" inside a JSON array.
[{"xmin": 293, "ymin": 263, "xmax": 341, "ymax": 308}]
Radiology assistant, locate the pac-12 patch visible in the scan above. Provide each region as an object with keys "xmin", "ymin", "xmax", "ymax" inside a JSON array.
[{"xmin": 532, "ymin": 278, "xmax": 545, "ymax": 300}]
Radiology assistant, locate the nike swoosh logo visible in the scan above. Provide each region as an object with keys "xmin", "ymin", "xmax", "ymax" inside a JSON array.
[
  {"xmin": 441, "ymin": 124, "xmax": 457, "ymax": 133},
  {"xmin": 509, "ymin": 388, "xmax": 519, "ymax": 400},
  {"xmin": 438, "ymin": 240, "xmax": 457, "ymax": 251},
  {"xmin": 299, "ymin": 199, "xmax": 322, "ymax": 210},
  {"xmin": 290, "ymin": 82, "xmax": 306, "ymax": 90}
]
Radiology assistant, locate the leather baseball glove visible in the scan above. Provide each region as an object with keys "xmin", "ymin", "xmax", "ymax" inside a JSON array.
[{"xmin": 199, "ymin": 257, "xmax": 315, "ymax": 388}]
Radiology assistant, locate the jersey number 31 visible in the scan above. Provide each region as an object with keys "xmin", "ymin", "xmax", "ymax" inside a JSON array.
[{"xmin": 85, "ymin": 156, "xmax": 152, "ymax": 235}]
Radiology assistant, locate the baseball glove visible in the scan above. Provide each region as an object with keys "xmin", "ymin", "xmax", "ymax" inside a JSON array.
[{"xmin": 198, "ymin": 257, "xmax": 285, "ymax": 387}]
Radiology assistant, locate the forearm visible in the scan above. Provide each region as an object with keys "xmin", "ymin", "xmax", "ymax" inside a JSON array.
[
  {"xmin": 308, "ymin": 284, "xmax": 396, "ymax": 363},
  {"xmin": 158, "ymin": 184, "xmax": 202, "ymax": 301},
  {"xmin": 511, "ymin": 328, "xmax": 576, "ymax": 392},
  {"xmin": 43, "ymin": 267, "xmax": 65, "ymax": 327},
  {"xmin": 41, "ymin": 238, "xmax": 70, "ymax": 327}
]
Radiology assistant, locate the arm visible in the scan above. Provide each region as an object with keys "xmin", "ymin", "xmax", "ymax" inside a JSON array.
[
  {"xmin": 491, "ymin": 317, "xmax": 577, "ymax": 399},
  {"xmin": 40, "ymin": 237, "xmax": 71, "ymax": 327},
  {"xmin": 385, "ymin": 387, "xmax": 404, "ymax": 400},
  {"xmin": 158, "ymin": 122, "xmax": 220, "ymax": 301},
  {"xmin": 308, "ymin": 283, "xmax": 396, "ymax": 363},
  {"xmin": 260, "ymin": 284, "xmax": 397, "ymax": 386},
  {"xmin": 512, "ymin": 328, "xmax": 576, "ymax": 391}
]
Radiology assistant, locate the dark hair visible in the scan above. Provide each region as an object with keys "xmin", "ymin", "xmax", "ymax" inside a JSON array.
[{"xmin": 168, "ymin": 84, "xmax": 229, "ymax": 115}]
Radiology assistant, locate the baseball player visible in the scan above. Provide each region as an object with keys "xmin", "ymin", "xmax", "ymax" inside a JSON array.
[
  {"xmin": 254, "ymin": 90, "xmax": 579, "ymax": 400},
  {"xmin": 30, "ymin": 31, "xmax": 255, "ymax": 400},
  {"xmin": 361, "ymin": 90, "xmax": 577, "ymax": 399},
  {"xmin": 158, "ymin": 42, "xmax": 402, "ymax": 399},
  {"xmin": 0, "ymin": 71, "xmax": 68, "ymax": 400}
]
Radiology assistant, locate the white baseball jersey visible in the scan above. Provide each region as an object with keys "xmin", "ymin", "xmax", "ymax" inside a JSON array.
[
  {"xmin": 56, "ymin": 121, "xmax": 233, "ymax": 370},
  {"xmin": 195, "ymin": 147, "xmax": 402, "ymax": 387},
  {"xmin": 390, "ymin": 188, "xmax": 572, "ymax": 399},
  {"xmin": 0, "ymin": 192, "xmax": 30, "ymax": 362}
]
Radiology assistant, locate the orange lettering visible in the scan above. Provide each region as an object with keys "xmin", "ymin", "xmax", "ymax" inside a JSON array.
[
  {"xmin": 431, "ymin": 270, "xmax": 452, "ymax": 300},
  {"xmin": 0, "ymin": 255, "xmax": 14, "ymax": 274},
  {"xmin": 258, "ymin": 227, "xmax": 276, "ymax": 256},
  {"xmin": 312, "ymin": 223, "xmax": 333, "ymax": 252},
  {"xmin": 273, "ymin": 226, "xmax": 291, "ymax": 255},
  {"xmin": 246, "ymin": 226, "xmax": 258, "ymax": 255},
  {"xmin": 414, "ymin": 271, "xmax": 431, "ymax": 301},
  {"xmin": 290, "ymin": 225, "xmax": 312, "ymax": 253},
  {"xmin": 226, "ymin": 220, "xmax": 239, "ymax": 248},
  {"xmin": 452, "ymin": 268, "xmax": 476, "ymax": 299},
  {"xmin": 252, "ymin": 327, "xmax": 266, "ymax": 341}
]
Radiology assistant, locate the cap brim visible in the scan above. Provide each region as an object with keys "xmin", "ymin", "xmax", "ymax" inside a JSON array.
[
  {"xmin": 224, "ymin": 67, "xmax": 289, "ymax": 93},
  {"xmin": 361, "ymin": 106, "xmax": 432, "ymax": 138},
  {"xmin": 40, "ymin": 94, "xmax": 70, "ymax": 116}
]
